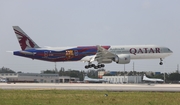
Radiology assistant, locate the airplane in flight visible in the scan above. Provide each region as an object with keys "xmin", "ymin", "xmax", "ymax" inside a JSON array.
[
  {"xmin": 143, "ymin": 74, "xmax": 164, "ymax": 82},
  {"xmin": 84, "ymin": 76, "xmax": 107, "ymax": 83},
  {"xmin": 12, "ymin": 26, "xmax": 173, "ymax": 69}
]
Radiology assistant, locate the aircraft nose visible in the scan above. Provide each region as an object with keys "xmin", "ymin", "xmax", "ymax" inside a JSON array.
[{"xmin": 168, "ymin": 48, "xmax": 173, "ymax": 54}]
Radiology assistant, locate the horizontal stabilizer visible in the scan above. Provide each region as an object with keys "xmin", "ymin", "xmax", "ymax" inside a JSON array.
[
  {"xmin": 19, "ymin": 51, "xmax": 35, "ymax": 55},
  {"xmin": 6, "ymin": 51, "xmax": 14, "ymax": 53}
]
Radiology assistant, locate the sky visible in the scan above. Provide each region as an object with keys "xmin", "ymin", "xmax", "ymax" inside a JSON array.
[{"xmin": 0, "ymin": 0, "xmax": 180, "ymax": 73}]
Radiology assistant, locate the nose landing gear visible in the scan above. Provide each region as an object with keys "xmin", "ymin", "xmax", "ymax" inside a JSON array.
[{"xmin": 159, "ymin": 58, "xmax": 163, "ymax": 65}]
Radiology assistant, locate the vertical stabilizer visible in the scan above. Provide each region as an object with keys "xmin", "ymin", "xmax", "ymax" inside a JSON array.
[
  {"xmin": 84, "ymin": 76, "xmax": 89, "ymax": 80},
  {"xmin": 13, "ymin": 26, "xmax": 40, "ymax": 50},
  {"xmin": 143, "ymin": 74, "xmax": 148, "ymax": 80}
]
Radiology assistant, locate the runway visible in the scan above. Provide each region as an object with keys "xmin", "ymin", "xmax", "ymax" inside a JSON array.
[{"xmin": 0, "ymin": 83, "xmax": 180, "ymax": 91}]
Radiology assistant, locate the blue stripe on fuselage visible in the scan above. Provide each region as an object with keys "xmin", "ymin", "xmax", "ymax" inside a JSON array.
[{"xmin": 13, "ymin": 46, "xmax": 98, "ymax": 62}]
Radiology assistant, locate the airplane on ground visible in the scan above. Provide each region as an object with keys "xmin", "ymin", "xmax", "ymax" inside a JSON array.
[
  {"xmin": 143, "ymin": 74, "xmax": 164, "ymax": 82},
  {"xmin": 0, "ymin": 78, "xmax": 7, "ymax": 82},
  {"xmin": 84, "ymin": 76, "xmax": 107, "ymax": 83},
  {"xmin": 12, "ymin": 26, "xmax": 173, "ymax": 69}
]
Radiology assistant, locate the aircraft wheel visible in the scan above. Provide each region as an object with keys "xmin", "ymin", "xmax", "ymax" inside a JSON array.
[
  {"xmin": 91, "ymin": 64, "xmax": 95, "ymax": 67},
  {"xmin": 98, "ymin": 65, "xmax": 102, "ymax": 68},
  {"xmin": 94, "ymin": 66, "xmax": 98, "ymax": 69},
  {"xmin": 101, "ymin": 64, "xmax": 105, "ymax": 67},
  {"xmin": 159, "ymin": 62, "xmax": 163, "ymax": 65},
  {"xmin": 85, "ymin": 65, "xmax": 89, "ymax": 69},
  {"xmin": 88, "ymin": 65, "xmax": 92, "ymax": 68}
]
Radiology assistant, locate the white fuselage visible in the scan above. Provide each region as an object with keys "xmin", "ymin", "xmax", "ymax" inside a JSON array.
[
  {"xmin": 143, "ymin": 75, "xmax": 164, "ymax": 82},
  {"xmin": 108, "ymin": 45, "xmax": 172, "ymax": 59},
  {"xmin": 37, "ymin": 45, "xmax": 172, "ymax": 60}
]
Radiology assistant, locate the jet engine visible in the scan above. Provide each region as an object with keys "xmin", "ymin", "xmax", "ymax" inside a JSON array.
[{"xmin": 114, "ymin": 54, "xmax": 130, "ymax": 64}]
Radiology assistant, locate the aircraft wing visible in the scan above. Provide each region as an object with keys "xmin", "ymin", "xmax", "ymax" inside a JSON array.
[{"xmin": 95, "ymin": 45, "xmax": 115, "ymax": 63}]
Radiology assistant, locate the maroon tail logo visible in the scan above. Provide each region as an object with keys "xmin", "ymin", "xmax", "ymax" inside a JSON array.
[{"xmin": 14, "ymin": 29, "xmax": 35, "ymax": 50}]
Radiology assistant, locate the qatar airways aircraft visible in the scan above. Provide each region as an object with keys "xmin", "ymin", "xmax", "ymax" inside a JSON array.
[{"xmin": 12, "ymin": 26, "xmax": 173, "ymax": 69}]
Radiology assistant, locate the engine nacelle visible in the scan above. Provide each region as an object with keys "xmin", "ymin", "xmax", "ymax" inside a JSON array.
[{"xmin": 114, "ymin": 54, "xmax": 130, "ymax": 64}]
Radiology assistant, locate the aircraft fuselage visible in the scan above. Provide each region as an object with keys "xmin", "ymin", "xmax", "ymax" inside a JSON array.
[{"xmin": 13, "ymin": 45, "xmax": 172, "ymax": 62}]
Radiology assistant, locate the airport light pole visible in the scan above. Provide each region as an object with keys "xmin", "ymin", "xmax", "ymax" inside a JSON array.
[
  {"xmin": 164, "ymin": 72, "xmax": 165, "ymax": 84},
  {"xmin": 55, "ymin": 62, "xmax": 57, "ymax": 74},
  {"xmin": 124, "ymin": 64, "xmax": 125, "ymax": 83},
  {"xmin": 163, "ymin": 62, "xmax": 166, "ymax": 84},
  {"xmin": 177, "ymin": 64, "xmax": 179, "ymax": 73},
  {"xmin": 133, "ymin": 62, "xmax": 135, "ymax": 83}
]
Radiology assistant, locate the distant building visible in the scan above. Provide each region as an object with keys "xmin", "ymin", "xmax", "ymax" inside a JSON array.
[
  {"xmin": 0, "ymin": 73, "xmax": 79, "ymax": 83},
  {"xmin": 144, "ymin": 71, "xmax": 154, "ymax": 76},
  {"xmin": 154, "ymin": 72, "xmax": 161, "ymax": 75},
  {"xmin": 103, "ymin": 76, "xmax": 142, "ymax": 84},
  {"xmin": 143, "ymin": 71, "xmax": 162, "ymax": 76},
  {"xmin": 109, "ymin": 71, "xmax": 118, "ymax": 75},
  {"xmin": 98, "ymin": 71, "xmax": 105, "ymax": 78}
]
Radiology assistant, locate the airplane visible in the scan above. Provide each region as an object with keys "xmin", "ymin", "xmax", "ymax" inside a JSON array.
[
  {"xmin": 0, "ymin": 78, "xmax": 7, "ymax": 82},
  {"xmin": 143, "ymin": 74, "xmax": 164, "ymax": 82},
  {"xmin": 12, "ymin": 26, "xmax": 173, "ymax": 69},
  {"xmin": 84, "ymin": 76, "xmax": 107, "ymax": 83}
]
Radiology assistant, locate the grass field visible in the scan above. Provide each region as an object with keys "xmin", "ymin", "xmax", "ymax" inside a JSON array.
[{"xmin": 0, "ymin": 90, "xmax": 180, "ymax": 105}]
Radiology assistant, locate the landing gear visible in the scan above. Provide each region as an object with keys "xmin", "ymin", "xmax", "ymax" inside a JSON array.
[
  {"xmin": 159, "ymin": 62, "xmax": 163, "ymax": 65},
  {"xmin": 97, "ymin": 64, "xmax": 105, "ymax": 68},
  {"xmin": 159, "ymin": 58, "xmax": 163, "ymax": 65},
  {"xmin": 85, "ymin": 63, "xmax": 105, "ymax": 69},
  {"xmin": 85, "ymin": 64, "xmax": 95, "ymax": 69}
]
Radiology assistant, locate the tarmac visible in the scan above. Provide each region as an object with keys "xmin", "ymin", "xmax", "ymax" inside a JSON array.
[{"xmin": 0, "ymin": 83, "xmax": 180, "ymax": 91}]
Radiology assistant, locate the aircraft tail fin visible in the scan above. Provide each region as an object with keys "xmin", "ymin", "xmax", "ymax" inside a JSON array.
[
  {"xmin": 143, "ymin": 74, "xmax": 148, "ymax": 80},
  {"xmin": 84, "ymin": 76, "xmax": 89, "ymax": 79},
  {"xmin": 13, "ymin": 26, "xmax": 40, "ymax": 50}
]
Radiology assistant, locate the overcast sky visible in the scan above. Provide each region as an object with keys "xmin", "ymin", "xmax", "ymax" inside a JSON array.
[{"xmin": 0, "ymin": 0, "xmax": 179, "ymax": 73}]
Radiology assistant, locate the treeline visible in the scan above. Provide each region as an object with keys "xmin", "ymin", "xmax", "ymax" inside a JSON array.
[
  {"xmin": 41, "ymin": 67, "xmax": 103, "ymax": 81},
  {"xmin": 1, "ymin": 67, "xmax": 180, "ymax": 82},
  {"xmin": 0, "ymin": 67, "xmax": 16, "ymax": 73},
  {"xmin": 0, "ymin": 67, "xmax": 101, "ymax": 81},
  {"xmin": 148, "ymin": 72, "xmax": 180, "ymax": 83}
]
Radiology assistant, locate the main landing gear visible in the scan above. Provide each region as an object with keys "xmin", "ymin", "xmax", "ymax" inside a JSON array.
[
  {"xmin": 159, "ymin": 58, "xmax": 163, "ymax": 65},
  {"xmin": 85, "ymin": 63, "xmax": 105, "ymax": 69}
]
